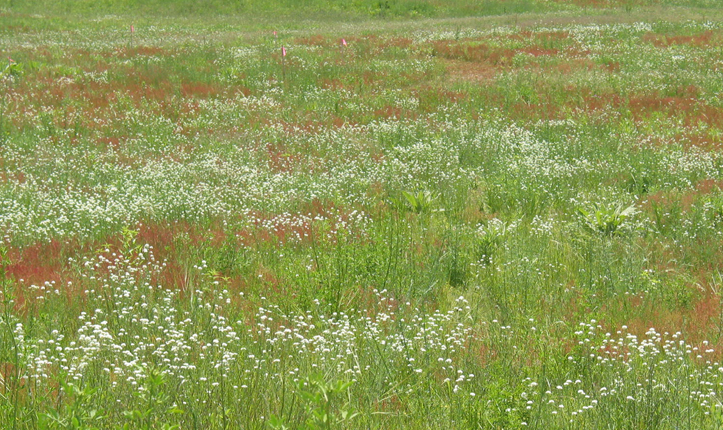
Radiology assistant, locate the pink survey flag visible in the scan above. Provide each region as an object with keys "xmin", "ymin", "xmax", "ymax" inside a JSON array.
[
  {"xmin": 131, "ymin": 24, "xmax": 135, "ymax": 33},
  {"xmin": 273, "ymin": 30, "xmax": 277, "ymax": 38},
  {"xmin": 282, "ymin": 46, "xmax": 286, "ymax": 57},
  {"xmin": 342, "ymin": 38, "xmax": 347, "ymax": 47}
]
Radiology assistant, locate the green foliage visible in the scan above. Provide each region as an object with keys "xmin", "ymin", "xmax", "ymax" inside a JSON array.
[
  {"xmin": 269, "ymin": 374, "xmax": 358, "ymax": 430},
  {"xmin": 2, "ymin": 6, "xmax": 723, "ymax": 430},
  {"xmin": 1, "ymin": 59, "xmax": 23, "ymax": 80},
  {"xmin": 649, "ymin": 199, "xmax": 681, "ymax": 235},
  {"xmin": 0, "ymin": 0, "xmax": 550, "ymax": 19},
  {"xmin": 577, "ymin": 203, "xmax": 637, "ymax": 237},
  {"xmin": 121, "ymin": 367, "xmax": 181, "ymax": 430},
  {"xmin": 41, "ymin": 381, "xmax": 105, "ymax": 430},
  {"xmin": 390, "ymin": 190, "xmax": 439, "ymax": 214}
]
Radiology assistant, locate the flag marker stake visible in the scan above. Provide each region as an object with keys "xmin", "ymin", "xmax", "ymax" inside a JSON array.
[{"xmin": 281, "ymin": 46, "xmax": 286, "ymax": 83}]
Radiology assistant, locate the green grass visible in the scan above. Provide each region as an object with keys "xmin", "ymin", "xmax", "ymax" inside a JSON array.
[
  {"xmin": 3, "ymin": 2, "xmax": 723, "ymax": 429},
  {"xmin": 2, "ymin": 0, "xmax": 556, "ymax": 20}
]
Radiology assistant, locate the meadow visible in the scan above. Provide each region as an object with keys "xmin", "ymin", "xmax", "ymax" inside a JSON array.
[{"xmin": 2, "ymin": 0, "xmax": 723, "ymax": 428}]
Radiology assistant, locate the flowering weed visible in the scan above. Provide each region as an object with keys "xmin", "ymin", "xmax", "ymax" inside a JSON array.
[{"xmin": 2, "ymin": 5, "xmax": 723, "ymax": 429}]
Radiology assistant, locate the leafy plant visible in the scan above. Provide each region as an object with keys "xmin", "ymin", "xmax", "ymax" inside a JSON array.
[
  {"xmin": 42, "ymin": 381, "xmax": 105, "ymax": 430},
  {"xmin": 1, "ymin": 59, "xmax": 23, "ymax": 79},
  {"xmin": 390, "ymin": 190, "xmax": 439, "ymax": 214},
  {"xmin": 269, "ymin": 374, "xmax": 358, "ymax": 430},
  {"xmin": 122, "ymin": 366, "xmax": 181, "ymax": 430},
  {"xmin": 577, "ymin": 203, "xmax": 637, "ymax": 236}
]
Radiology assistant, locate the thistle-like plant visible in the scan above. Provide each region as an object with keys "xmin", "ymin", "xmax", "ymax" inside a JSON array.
[
  {"xmin": 577, "ymin": 203, "xmax": 637, "ymax": 236},
  {"xmin": 390, "ymin": 190, "xmax": 438, "ymax": 214}
]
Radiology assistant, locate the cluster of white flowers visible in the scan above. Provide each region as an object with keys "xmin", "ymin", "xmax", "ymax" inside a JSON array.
[{"xmin": 519, "ymin": 321, "xmax": 723, "ymax": 424}]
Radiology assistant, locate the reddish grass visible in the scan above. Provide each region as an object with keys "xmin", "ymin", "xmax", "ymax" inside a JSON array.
[
  {"xmin": 433, "ymin": 41, "xmax": 516, "ymax": 65},
  {"xmin": 96, "ymin": 136, "xmax": 123, "ymax": 151},
  {"xmin": 318, "ymin": 77, "xmax": 350, "ymax": 91},
  {"xmin": 444, "ymin": 59, "xmax": 498, "ymax": 82},
  {"xmin": 433, "ymin": 31, "xmax": 575, "ymax": 83},
  {"xmin": 494, "ymin": 83, "xmax": 722, "ymax": 127},
  {"xmin": 677, "ymin": 131, "xmax": 723, "ymax": 152},
  {"xmin": 550, "ymin": 57, "xmax": 597, "ymax": 74},
  {"xmin": 6, "ymin": 240, "xmax": 65, "ymax": 286},
  {"xmin": 294, "ymin": 34, "xmax": 334, "ymax": 47},
  {"xmin": 2, "ymin": 238, "xmax": 98, "ymax": 315},
  {"xmin": 263, "ymin": 141, "xmax": 312, "ymax": 173},
  {"xmin": 373, "ymin": 105, "xmax": 416, "ymax": 120},
  {"xmin": 694, "ymin": 178, "xmax": 723, "ymax": 195},
  {"xmin": 0, "ymin": 171, "xmax": 26, "ymax": 184},
  {"xmin": 642, "ymin": 30, "xmax": 719, "ymax": 48},
  {"xmin": 347, "ymin": 35, "xmax": 413, "ymax": 53},
  {"xmin": 511, "ymin": 30, "xmax": 570, "ymax": 43},
  {"xmin": 415, "ymin": 86, "xmax": 466, "ymax": 111},
  {"xmin": 180, "ymin": 82, "xmax": 221, "ymax": 98},
  {"xmin": 642, "ymin": 178, "xmax": 723, "ymax": 217}
]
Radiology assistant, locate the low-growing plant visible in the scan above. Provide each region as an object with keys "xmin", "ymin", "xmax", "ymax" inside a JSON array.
[
  {"xmin": 41, "ymin": 381, "xmax": 105, "ymax": 430},
  {"xmin": 121, "ymin": 366, "xmax": 181, "ymax": 430},
  {"xmin": 268, "ymin": 374, "xmax": 358, "ymax": 430},
  {"xmin": 390, "ymin": 190, "xmax": 439, "ymax": 215},
  {"xmin": 577, "ymin": 203, "xmax": 637, "ymax": 236},
  {"xmin": 1, "ymin": 59, "xmax": 23, "ymax": 80}
]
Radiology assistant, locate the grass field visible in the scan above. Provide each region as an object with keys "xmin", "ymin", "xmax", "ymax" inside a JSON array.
[{"xmin": 2, "ymin": 0, "xmax": 723, "ymax": 428}]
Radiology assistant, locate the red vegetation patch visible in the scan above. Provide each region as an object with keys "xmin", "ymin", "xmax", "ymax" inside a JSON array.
[
  {"xmin": 676, "ymin": 130, "xmax": 723, "ymax": 152},
  {"xmin": 1, "ymin": 239, "xmax": 93, "ymax": 315},
  {"xmin": 433, "ymin": 41, "xmax": 515, "ymax": 65},
  {"xmin": 298, "ymin": 198, "xmax": 341, "ymax": 218},
  {"xmin": 138, "ymin": 220, "xmax": 228, "ymax": 251},
  {"xmin": 235, "ymin": 214, "xmax": 313, "ymax": 248},
  {"xmin": 642, "ymin": 30, "xmax": 719, "ymax": 48},
  {"xmin": 501, "ymin": 84, "xmax": 721, "ymax": 126},
  {"xmin": 626, "ymin": 90, "xmax": 714, "ymax": 126},
  {"xmin": 628, "ymin": 94, "xmax": 695, "ymax": 119},
  {"xmin": 510, "ymin": 101, "xmax": 563, "ymax": 121},
  {"xmin": 0, "ymin": 171, "xmax": 26, "ymax": 184},
  {"xmin": 519, "ymin": 46, "xmax": 559, "ymax": 57},
  {"xmin": 373, "ymin": 105, "xmax": 416, "ymax": 120},
  {"xmin": 545, "ymin": 0, "xmax": 633, "ymax": 6},
  {"xmin": 444, "ymin": 59, "xmax": 497, "ymax": 82},
  {"xmin": 436, "ymin": 36, "xmax": 580, "ymax": 83},
  {"xmin": 414, "ymin": 86, "xmax": 466, "ymax": 112},
  {"xmin": 384, "ymin": 37, "xmax": 413, "ymax": 49},
  {"xmin": 641, "ymin": 191, "xmax": 693, "ymax": 219},
  {"xmin": 695, "ymin": 178, "xmax": 723, "ymax": 195},
  {"xmin": 265, "ymin": 142, "xmax": 306, "ymax": 173},
  {"xmin": 294, "ymin": 34, "xmax": 333, "ymax": 47},
  {"xmin": 553, "ymin": 58, "xmax": 598, "ymax": 74},
  {"xmin": 640, "ymin": 178, "xmax": 723, "ymax": 217},
  {"xmin": 180, "ymin": 82, "xmax": 220, "ymax": 98},
  {"xmin": 319, "ymin": 77, "xmax": 350, "ymax": 91},
  {"xmin": 620, "ymin": 288, "xmax": 723, "ymax": 361},
  {"xmin": 6, "ymin": 240, "xmax": 65, "ymax": 286},
  {"xmin": 135, "ymin": 220, "xmax": 229, "ymax": 290},
  {"xmin": 361, "ymin": 69, "xmax": 389, "ymax": 86},
  {"xmin": 347, "ymin": 35, "xmax": 413, "ymax": 53}
]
